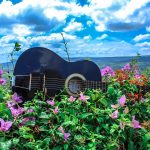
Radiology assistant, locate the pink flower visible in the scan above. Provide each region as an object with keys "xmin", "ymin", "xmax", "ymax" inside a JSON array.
[
  {"xmin": 118, "ymin": 95, "xmax": 126, "ymax": 107},
  {"xmin": 111, "ymin": 104, "xmax": 119, "ymax": 109},
  {"xmin": 110, "ymin": 110, "xmax": 118, "ymax": 119},
  {"xmin": 12, "ymin": 92, "xmax": 23, "ymax": 103},
  {"xmin": 131, "ymin": 116, "xmax": 141, "ymax": 129},
  {"xmin": 58, "ymin": 126, "xmax": 65, "ymax": 134},
  {"xmin": 120, "ymin": 122, "xmax": 126, "ymax": 130},
  {"xmin": 68, "ymin": 96, "xmax": 76, "ymax": 102},
  {"xmin": 135, "ymin": 75, "xmax": 141, "ymax": 79},
  {"xmin": 47, "ymin": 99, "xmax": 55, "ymax": 106},
  {"xmin": 79, "ymin": 93, "xmax": 89, "ymax": 102},
  {"xmin": 58, "ymin": 126, "xmax": 71, "ymax": 141},
  {"xmin": 0, "ymin": 78, "xmax": 6, "ymax": 85},
  {"xmin": 53, "ymin": 106, "xmax": 59, "ymax": 114},
  {"xmin": 0, "ymin": 69, "xmax": 3, "ymax": 76},
  {"xmin": 122, "ymin": 63, "xmax": 130, "ymax": 71},
  {"xmin": 64, "ymin": 132, "xmax": 71, "ymax": 141},
  {"xmin": 123, "ymin": 107, "xmax": 129, "ymax": 114},
  {"xmin": 140, "ymin": 98, "xmax": 145, "ymax": 103},
  {"xmin": 10, "ymin": 106, "xmax": 24, "ymax": 118},
  {"xmin": 0, "ymin": 118, "xmax": 13, "ymax": 132},
  {"xmin": 101, "ymin": 66, "xmax": 115, "ymax": 77}
]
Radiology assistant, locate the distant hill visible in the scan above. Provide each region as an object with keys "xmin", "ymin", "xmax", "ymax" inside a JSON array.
[{"xmin": 0, "ymin": 55, "xmax": 150, "ymax": 71}]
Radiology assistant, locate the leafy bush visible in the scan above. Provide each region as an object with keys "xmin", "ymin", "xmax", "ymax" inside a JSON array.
[{"xmin": 0, "ymin": 63, "xmax": 150, "ymax": 150}]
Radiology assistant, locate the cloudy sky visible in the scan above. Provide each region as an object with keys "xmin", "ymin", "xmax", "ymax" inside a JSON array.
[{"xmin": 0, "ymin": 0, "xmax": 150, "ymax": 61}]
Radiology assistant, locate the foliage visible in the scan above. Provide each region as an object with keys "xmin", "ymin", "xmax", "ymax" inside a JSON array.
[{"xmin": 0, "ymin": 63, "xmax": 150, "ymax": 150}]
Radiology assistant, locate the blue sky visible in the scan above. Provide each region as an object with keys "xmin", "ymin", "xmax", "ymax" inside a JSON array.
[{"xmin": 0, "ymin": 0, "xmax": 150, "ymax": 60}]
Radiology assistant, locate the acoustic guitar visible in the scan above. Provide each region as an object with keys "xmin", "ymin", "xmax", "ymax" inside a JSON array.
[{"xmin": 12, "ymin": 47, "xmax": 107, "ymax": 100}]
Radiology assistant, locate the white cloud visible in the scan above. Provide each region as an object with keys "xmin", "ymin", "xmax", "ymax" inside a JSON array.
[
  {"xmin": 13, "ymin": 24, "xmax": 31, "ymax": 36},
  {"xmin": 96, "ymin": 34, "xmax": 108, "ymax": 40},
  {"xmin": 133, "ymin": 34, "xmax": 150, "ymax": 42},
  {"xmin": 83, "ymin": 35, "xmax": 92, "ymax": 40},
  {"xmin": 115, "ymin": 0, "xmax": 150, "ymax": 20},
  {"xmin": 88, "ymin": 0, "xmax": 113, "ymax": 9},
  {"xmin": 87, "ymin": 21, "xmax": 93, "ymax": 27},
  {"xmin": 146, "ymin": 26, "xmax": 150, "ymax": 32},
  {"xmin": 63, "ymin": 19, "xmax": 84, "ymax": 32},
  {"xmin": 135, "ymin": 42, "xmax": 150, "ymax": 47}
]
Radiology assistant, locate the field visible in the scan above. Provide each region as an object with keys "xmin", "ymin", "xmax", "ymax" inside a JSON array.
[{"xmin": 0, "ymin": 56, "xmax": 150, "ymax": 149}]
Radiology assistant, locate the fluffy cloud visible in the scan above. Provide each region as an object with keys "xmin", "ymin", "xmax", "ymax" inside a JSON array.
[
  {"xmin": 88, "ymin": 0, "xmax": 150, "ymax": 32},
  {"xmin": 133, "ymin": 34, "xmax": 150, "ymax": 42},
  {"xmin": 83, "ymin": 35, "xmax": 92, "ymax": 40},
  {"xmin": 0, "ymin": 0, "xmax": 84, "ymax": 34},
  {"xmin": 135, "ymin": 42, "xmax": 150, "ymax": 47},
  {"xmin": 63, "ymin": 19, "xmax": 84, "ymax": 32},
  {"xmin": 146, "ymin": 26, "xmax": 150, "ymax": 32},
  {"xmin": 96, "ymin": 34, "xmax": 108, "ymax": 40}
]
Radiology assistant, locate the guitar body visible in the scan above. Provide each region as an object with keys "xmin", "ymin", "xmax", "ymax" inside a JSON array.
[{"xmin": 13, "ymin": 47, "xmax": 102, "ymax": 100}]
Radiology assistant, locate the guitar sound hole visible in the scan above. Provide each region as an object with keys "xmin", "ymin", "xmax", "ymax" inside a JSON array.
[{"xmin": 68, "ymin": 77, "xmax": 84, "ymax": 95}]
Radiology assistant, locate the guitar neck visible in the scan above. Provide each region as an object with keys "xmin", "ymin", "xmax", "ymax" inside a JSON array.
[{"xmin": 83, "ymin": 80, "xmax": 108, "ymax": 92}]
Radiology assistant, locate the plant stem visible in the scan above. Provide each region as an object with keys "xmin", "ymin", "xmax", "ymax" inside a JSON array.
[{"xmin": 61, "ymin": 32, "xmax": 70, "ymax": 62}]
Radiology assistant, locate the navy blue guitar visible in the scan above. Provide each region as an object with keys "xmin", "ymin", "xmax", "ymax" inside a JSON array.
[{"xmin": 12, "ymin": 47, "xmax": 106, "ymax": 100}]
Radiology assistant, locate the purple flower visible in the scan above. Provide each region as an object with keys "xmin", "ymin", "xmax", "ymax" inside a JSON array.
[
  {"xmin": 10, "ymin": 106, "xmax": 24, "ymax": 118},
  {"xmin": 0, "ymin": 69, "xmax": 3, "ymax": 76},
  {"xmin": 19, "ymin": 117, "xmax": 35, "ymax": 126},
  {"xmin": 12, "ymin": 92, "xmax": 23, "ymax": 103},
  {"xmin": 58, "ymin": 126, "xmax": 71, "ymax": 141},
  {"xmin": 0, "ymin": 78, "xmax": 6, "ymax": 85},
  {"xmin": 134, "ymin": 69, "xmax": 139, "ymax": 76},
  {"xmin": 110, "ymin": 110, "xmax": 118, "ymax": 119},
  {"xmin": 101, "ymin": 66, "xmax": 115, "ymax": 77},
  {"xmin": 118, "ymin": 95, "xmax": 126, "ymax": 107},
  {"xmin": 47, "ymin": 99, "xmax": 55, "ymax": 106},
  {"xmin": 53, "ymin": 106, "xmax": 59, "ymax": 114},
  {"xmin": 27, "ymin": 108, "xmax": 34, "ymax": 113},
  {"xmin": 64, "ymin": 132, "xmax": 70, "ymax": 141},
  {"xmin": 131, "ymin": 116, "xmax": 141, "ymax": 129},
  {"xmin": 68, "ymin": 96, "xmax": 76, "ymax": 102},
  {"xmin": 79, "ymin": 93, "xmax": 89, "ymax": 102},
  {"xmin": 7, "ymin": 101, "xmax": 16, "ymax": 108},
  {"xmin": 0, "ymin": 118, "xmax": 12, "ymax": 132},
  {"xmin": 122, "ymin": 63, "xmax": 130, "ymax": 71}
]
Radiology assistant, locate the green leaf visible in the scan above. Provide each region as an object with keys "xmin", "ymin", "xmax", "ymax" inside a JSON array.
[
  {"xmin": 52, "ymin": 146, "xmax": 62, "ymax": 150},
  {"xmin": 0, "ymin": 140, "xmax": 12, "ymax": 150},
  {"xmin": 79, "ymin": 113, "xmax": 93, "ymax": 119},
  {"xmin": 39, "ymin": 112, "xmax": 49, "ymax": 119},
  {"xmin": 128, "ymin": 141, "xmax": 135, "ymax": 150},
  {"xmin": 0, "ymin": 103, "xmax": 5, "ymax": 113},
  {"xmin": 62, "ymin": 121, "xmax": 75, "ymax": 126},
  {"xmin": 63, "ymin": 143, "xmax": 69, "ymax": 150},
  {"xmin": 14, "ymin": 42, "xmax": 21, "ymax": 51},
  {"xmin": 24, "ymin": 142, "xmax": 34, "ymax": 149},
  {"xmin": 12, "ymin": 138, "xmax": 19, "ymax": 145},
  {"xmin": 23, "ymin": 133, "xmax": 34, "ymax": 139},
  {"xmin": 107, "ymin": 86, "xmax": 115, "ymax": 94},
  {"xmin": 99, "ymin": 98, "xmax": 108, "ymax": 107}
]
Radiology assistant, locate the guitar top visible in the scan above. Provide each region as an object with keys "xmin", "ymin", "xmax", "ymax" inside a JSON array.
[{"xmin": 13, "ymin": 47, "xmax": 103, "ymax": 100}]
